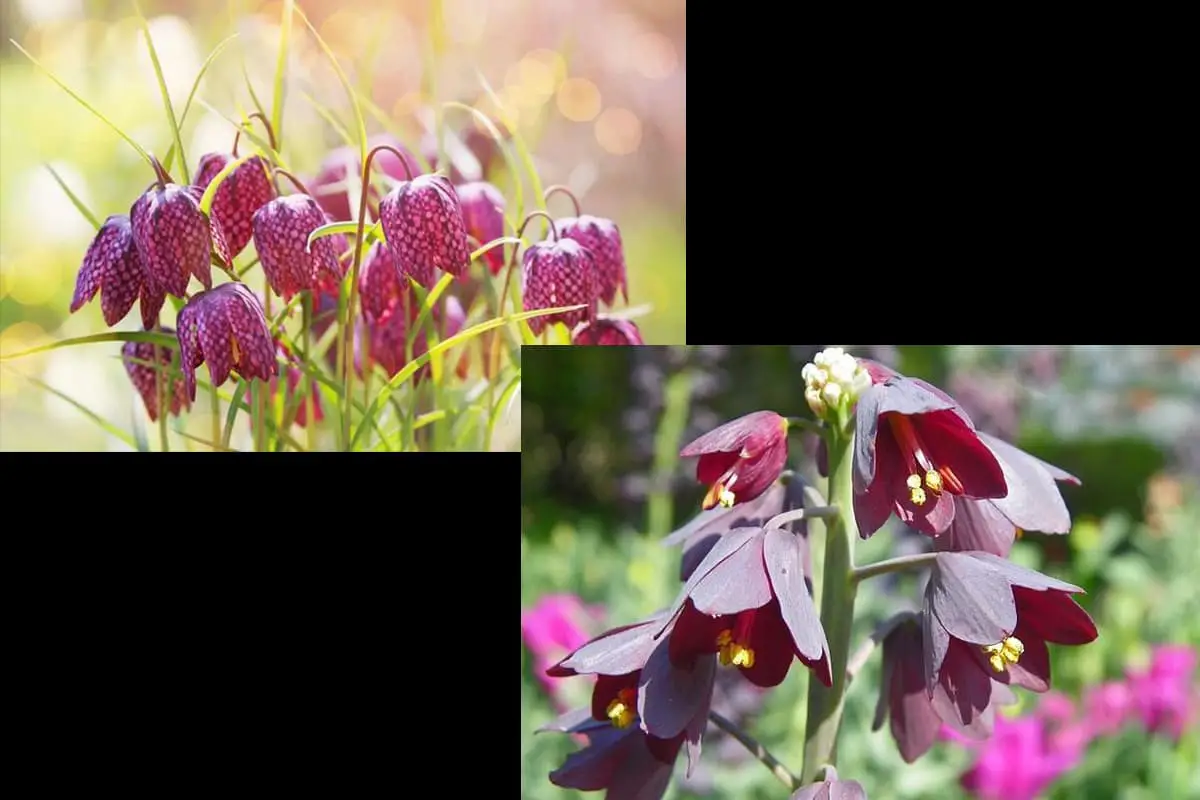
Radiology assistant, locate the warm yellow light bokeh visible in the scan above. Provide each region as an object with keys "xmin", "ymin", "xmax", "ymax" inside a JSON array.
[
  {"xmin": 594, "ymin": 107, "xmax": 642, "ymax": 155},
  {"xmin": 556, "ymin": 77, "xmax": 602, "ymax": 122}
]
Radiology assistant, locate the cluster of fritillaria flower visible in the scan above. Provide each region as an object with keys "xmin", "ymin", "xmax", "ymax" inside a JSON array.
[
  {"xmin": 534, "ymin": 347, "xmax": 1101, "ymax": 800},
  {"xmin": 69, "ymin": 110, "xmax": 643, "ymax": 436}
]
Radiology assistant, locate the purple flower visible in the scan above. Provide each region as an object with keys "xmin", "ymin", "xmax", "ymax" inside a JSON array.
[
  {"xmin": 251, "ymin": 194, "xmax": 346, "ymax": 300},
  {"xmin": 937, "ymin": 432, "xmax": 1080, "ymax": 556},
  {"xmin": 121, "ymin": 329, "xmax": 190, "ymax": 422},
  {"xmin": 679, "ymin": 411, "xmax": 790, "ymax": 510},
  {"xmin": 70, "ymin": 214, "xmax": 165, "ymax": 328},
  {"xmin": 357, "ymin": 240, "xmax": 405, "ymax": 322},
  {"xmin": 176, "ymin": 283, "xmax": 277, "ymax": 400},
  {"xmin": 923, "ymin": 552, "xmax": 1098, "ymax": 732},
  {"xmin": 454, "ymin": 181, "xmax": 506, "ymax": 275},
  {"xmin": 194, "ymin": 152, "xmax": 276, "ymax": 258},
  {"xmin": 790, "ymin": 766, "xmax": 868, "ymax": 800},
  {"xmin": 953, "ymin": 712, "xmax": 1084, "ymax": 800},
  {"xmin": 853, "ymin": 372, "xmax": 1008, "ymax": 538},
  {"xmin": 572, "ymin": 318, "xmax": 644, "ymax": 345},
  {"xmin": 658, "ymin": 524, "xmax": 831, "ymax": 689},
  {"xmin": 521, "ymin": 237, "xmax": 597, "ymax": 335},
  {"xmin": 1127, "ymin": 644, "xmax": 1198, "ymax": 739},
  {"xmin": 521, "ymin": 594, "xmax": 601, "ymax": 706},
  {"xmin": 130, "ymin": 181, "xmax": 229, "ymax": 298},
  {"xmin": 539, "ymin": 706, "xmax": 690, "ymax": 800},
  {"xmin": 379, "ymin": 174, "xmax": 471, "ymax": 288},
  {"xmin": 555, "ymin": 214, "xmax": 628, "ymax": 307},
  {"xmin": 1083, "ymin": 680, "xmax": 1135, "ymax": 736}
]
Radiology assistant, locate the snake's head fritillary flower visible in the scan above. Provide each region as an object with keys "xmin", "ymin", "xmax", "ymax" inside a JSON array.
[
  {"xmin": 130, "ymin": 176, "xmax": 229, "ymax": 298},
  {"xmin": 379, "ymin": 174, "xmax": 471, "ymax": 287},
  {"xmin": 358, "ymin": 240, "xmax": 406, "ymax": 322},
  {"xmin": 455, "ymin": 181, "xmax": 506, "ymax": 275},
  {"xmin": 252, "ymin": 194, "xmax": 346, "ymax": 301},
  {"xmin": 195, "ymin": 153, "xmax": 276, "ymax": 258},
  {"xmin": 555, "ymin": 215, "xmax": 627, "ymax": 307},
  {"xmin": 71, "ymin": 214, "xmax": 165, "ymax": 328},
  {"xmin": 571, "ymin": 318, "xmax": 644, "ymax": 345},
  {"xmin": 521, "ymin": 238, "xmax": 597, "ymax": 336},
  {"xmin": 680, "ymin": 411, "xmax": 790, "ymax": 510},
  {"xmin": 121, "ymin": 329, "xmax": 190, "ymax": 422},
  {"xmin": 176, "ymin": 283, "xmax": 277, "ymax": 400}
]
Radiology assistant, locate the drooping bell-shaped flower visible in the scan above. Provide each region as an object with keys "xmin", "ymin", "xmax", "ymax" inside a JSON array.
[
  {"xmin": 571, "ymin": 318, "xmax": 644, "ymax": 345},
  {"xmin": 251, "ymin": 193, "xmax": 347, "ymax": 300},
  {"xmin": 455, "ymin": 181, "xmax": 506, "ymax": 275},
  {"xmin": 121, "ymin": 329, "xmax": 190, "ymax": 422},
  {"xmin": 680, "ymin": 411, "xmax": 790, "ymax": 510},
  {"xmin": 790, "ymin": 766, "xmax": 868, "ymax": 800},
  {"xmin": 130, "ymin": 164, "xmax": 231, "ymax": 298},
  {"xmin": 555, "ymin": 215, "xmax": 628, "ymax": 307},
  {"xmin": 358, "ymin": 240, "xmax": 406, "ymax": 322},
  {"xmin": 194, "ymin": 152, "xmax": 276, "ymax": 258},
  {"xmin": 379, "ymin": 174, "xmax": 472, "ymax": 287},
  {"xmin": 521, "ymin": 238, "xmax": 597, "ymax": 335},
  {"xmin": 70, "ymin": 214, "xmax": 165, "ymax": 328},
  {"xmin": 176, "ymin": 282, "xmax": 277, "ymax": 400}
]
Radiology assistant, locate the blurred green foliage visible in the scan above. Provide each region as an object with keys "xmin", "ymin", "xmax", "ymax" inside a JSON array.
[{"xmin": 521, "ymin": 345, "xmax": 1200, "ymax": 800}]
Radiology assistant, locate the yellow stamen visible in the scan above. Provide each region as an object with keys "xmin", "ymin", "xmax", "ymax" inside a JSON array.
[
  {"xmin": 703, "ymin": 474, "xmax": 738, "ymax": 510},
  {"xmin": 924, "ymin": 470, "xmax": 942, "ymax": 492},
  {"xmin": 230, "ymin": 333, "xmax": 241, "ymax": 363},
  {"xmin": 906, "ymin": 474, "xmax": 927, "ymax": 506},
  {"xmin": 982, "ymin": 636, "xmax": 1025, "ymax": 673},
  {"xmin": 715, "ymin": 629, "xmax": 755, "ymax": 669},
  {"xmin": 606, "ymin": 688, "xmax": 637, "ymax": 728}
]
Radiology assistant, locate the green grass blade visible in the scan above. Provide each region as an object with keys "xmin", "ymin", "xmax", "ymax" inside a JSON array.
[
  {"xmin": 294, "ymin": 4, "xmax": 367, "ymax": 162},
  {"xmin": 177, "ymin": 429, "xmax": 241, "ymax": 452},
  {"xmin": 486, "ymin": 369, "xmax": 522, "ymax": 451},
  {"xmin": 162, "ymin": 33, "xmax": 238, "ymax": 175},
  {"xmin": 350, "ymin": 304, "xmax": 585, "ymax": 448},
  {"xmin": 443, "ymin": 100, "xmax": 523, "ymax": 217},
  {"xmin": 2, "ymin": 365, "xmax": 139, "ymax": 449},
  {"xmin": 45, "ymin": 164, "xmax": 101, "ymax": 229},
  {"xmin": 476, "ymin": 71, "xmax": 546, "ymax": 215},
  {"xmin": 1, "ymin": 331, "xmax": 177, "ymax": 362},
  {"xmin": 272, "ymin": 0, "xmax": 295, "ymax": 148},
  {"xmin": 221, "ymin": 378, "xmax": 250, "ymax": 450},
  {"xmin": 300, "ymin": 89, "xmax": 355, "ymax": 148},
  {"xmin": 132, "ymin": 0, "xmax": 188, "ymax": 182},
  {"xmin": 196, "ymin": 98, "xmax": 286, "ymax": 167},
  {"xmin": 9, "ymin": 39, "xmax": 152, "ymax": 167},
  {"xmin": 240, "ymin": 59, "xmax": 269, "ymax": 122},
  {"xmin": 306, "ymin": 220, "xmax": 382, "ymax": 250}
]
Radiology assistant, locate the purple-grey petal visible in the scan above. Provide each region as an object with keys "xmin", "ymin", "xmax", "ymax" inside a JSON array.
[
  {"xmin": 764, "ymin": 528, "xmax": 827, "ymax": 660},
  {"xmin": 689, "ymin": 528, "xmax": 771, "ymax": 616},
  {"xmin": 683, "ymin": 656, "xmax": 715, "ymax": 778},
  {"xmin": 556, "ymin": 619, "xmax": 661, "ymax": 676},
  {"xmin": 637, "ymin": 636, "xmax": 717, "ymax": 740},
  {"xmin": 968, "ymin": 552, "xmax": 1084, "ymax": 593},
  {"xmin": 922, "ymin": 589, "xmax": 950, "ymax": 693},
  {"xmin": 537, "ymin": 706, "xmax": 603, "ymax": 734},
  {"xmin": 978, "ymin": 432, "xmax": 1075, "ymax": 534},
  {"xmin": 930, "ymin": 643, "xmax": 994, "ymax": 736},
  {"xmin": 929, "ymin": 552, "xmax": 1017, "ymax": 644},
  {"xmin": 656, "ymin": 527, "xmax": 763, "ymax": 637},
  {"xmin": 937, "ymin": 498, "xmax": 1017, "ymax": 557}
]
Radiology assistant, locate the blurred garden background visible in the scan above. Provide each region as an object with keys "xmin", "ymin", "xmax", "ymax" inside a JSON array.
[
  {"xmin": 0, "ymin": 0, "xmax": 685, "ymax": 450},
  {"xmin": 521, "ymin": 345, "xmax": 1200, "ymax": 800}
]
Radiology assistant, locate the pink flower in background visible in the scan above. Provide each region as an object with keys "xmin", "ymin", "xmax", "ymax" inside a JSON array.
[
  {"xmin": 951, "ymin": 712, "xmax": 1085, "ymax": 800},
  {"xmin": 521, "ymin": 594, "xmax": 603, "ymax": 708},
  {"xmin": 1126, "ymin": 644, "xmax": 1198, "ymax": 739},
  {"xmin": 1083, "ymin": 680, "xmax": 1135, "ymax": 736}
]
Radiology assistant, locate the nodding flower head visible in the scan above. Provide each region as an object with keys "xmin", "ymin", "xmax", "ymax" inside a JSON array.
[
  {"xmin": 455, "ymin": 181, "xmax": 507, "ymax": 276},
  {"xmin": 71, "ymin": 214, "xmax": 165, "ymax": 328},
  {"xmin": 121, "ymin": 329, "xmax": 191, "ymax": 422},
  {"xmin": 251, "ymin": 193, "xmax": 346, "ymax": 301},
  {"xmin": 195, "ymin": 153, "xmax": 276, "ymax": 259},
  {"xmin": 555, "ymin": 215, "xmax": 627, "ymax": 307},
  {"xmin": 358, "ymin": 240, "xmax": 406, "ymax": 322},
  {"xmin": 176, "ymin": 282, "xmax": 277, "ymax": 401},
  {"xmin": 571, "ymin": 318, "xmax": 644, "ymax": 346},
  {"xmin": 521, "ymin": 238, "xmax": 598, "ymax": 336},
  {"xmin": 379, "ymin": 174, "xmax": 472, "ymax": 288}
]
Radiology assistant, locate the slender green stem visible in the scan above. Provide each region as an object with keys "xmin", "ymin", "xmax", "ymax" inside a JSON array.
[
  {"xmin": 786, "ymin": 416, "xmax": 824, "ymax": 436},
  {"xmin": 801, "ymin": 426, "xmax": 859, "ymax": 783},
  {"xmin": 302, "ymin": 293, "xmax": 314, "ymax": 452},
  {"xmin": 155, "ymin": 341, "xmax": 169, "ymax": 452},
  {"xmin": 850, "ymin": 552, "xmax": 938, "ymax": 585},
  {"xmin": 764, "ymin": 505, "xmax": 839, "ymax": 531},
  {"xmin": 209, "ymin": 385, "xmax": 221, "ymax": 452},
  {"xmin": 707, "ymin": 711, "xmax": 797, "ymax": 791}
]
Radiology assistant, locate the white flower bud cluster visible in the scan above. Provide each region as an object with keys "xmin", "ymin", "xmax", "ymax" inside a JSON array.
[{"xmin": 802, "ymin": 347, "xmax": 872, "ymax": 419}]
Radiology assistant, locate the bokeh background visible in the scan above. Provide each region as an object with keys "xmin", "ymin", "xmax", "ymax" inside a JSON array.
[
  {"xmin": 0, "ymin": 0, "xmax": 685, "ymax": 450},
  {"xmin": 521, "ymin": 345, "xmax": 1200, "ymax": 799}
]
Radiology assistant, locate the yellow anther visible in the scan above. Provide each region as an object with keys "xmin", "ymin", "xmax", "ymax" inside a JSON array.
[
  {"xmin": 982, "ymin": 636, "xmax": 1025, "ymax": 673},
  {"xmin": 703, "ymin": 474, "xmax": 738, "ymax": 510},
  {"xmin": 606, "ymin": 689, "xmax": 637, "ymax": 728},
  {"xmin": 230, "ymin": 333, "xmax": 241, "ymax": 363},
  {"xmin": 731, "ymin": 645, "xmax": 755, "ymax": 668},
  {"xmin": 924, "ymin": 470, "xmax": 942, "ymax": 492},
  {"xmin": 715, "ymin": 629, "xmax": 755, "ymax": 669},
  {"xmin": 906, "ymin": 474, "xmax": 922, "ymax": 489}
]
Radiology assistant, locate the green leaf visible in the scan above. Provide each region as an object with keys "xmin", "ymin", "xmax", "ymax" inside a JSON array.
[
  {"xmin": 306, "ymin": 220, "xmax": 383, "ymax": 251},
  {"xmin": 221, "ymin": 378, "xmax": 250, "ymax": 451},
  {"xmin": 476, "ymin": 71, "xmax": 546, "ymax": 214},
  {"xmin": 45, "ymin": 163, "xmax": 100, "ymax": 229},
  {"xmin": 272, "ymin": 0, "xmax": 295, "ymax": 148},
  {"xmin": 195, "ymin": 98, "xmax": 285, "ymax": 167},
  {"xmin": 294, "ymin": 4, "xmax": 367, "ymax": 163},
  {"xmin": 407, "ymin": 272, "xmax": 456, "ymax": 362},
  {"xmin": 132, "ymin": 0, "xmax": 188, "ymax": 182},
  {"xmin": 486, "ymin": 369, "xmax": 522, "ymax": 451},
  {"xmin": 443, "ymin": 100, "xmax": 524, "ymax": 218},
  {"xmin": 351, "ymin": 304, "xmax": 586, "ymax": 448},
  {"xmin": 300, "ymin": 89, "xmax": 355, "ymax": 148},
  {"xmin": 1, "ymin": 330, "xmax": 177, "ymax": 362},
  {"xmin": 162, "ymin": 33, "xmax": 239, "ymax": 175},
  {"xmin": 1, "ymin": 365, "xmax": 139, "ymax": 449},
  {"xmin": 9, "ymin": 39, "xmax": 152, "ymax": 167}
]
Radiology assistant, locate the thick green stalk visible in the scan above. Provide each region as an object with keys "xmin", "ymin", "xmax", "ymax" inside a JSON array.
[{"xmin": 801, "ymin": 427, "xmax": 859, "ymax": 782}]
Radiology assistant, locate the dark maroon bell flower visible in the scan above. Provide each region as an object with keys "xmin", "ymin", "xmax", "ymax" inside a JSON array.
[
  {"xmin": 130, "ymin": 172, "xmax": 231, "ymax": 298},
  {"xmin": 252, "ymin": 194, "xmax": 347, "ymax": 300},
  {"xmin": 873, "ymin": 614, "xmax": 1018, "ymax": 762},
  {"xmin": 938, "ymin": 432, "xmax": 1081, "ymax": 556},
  {"xmin": 358, "ymin": 240, "xmax": 406, "ymax": 321},
  {"xmin": 176, "ymin": 282, "xmax": 277, "ymax": 400},
  {"xmin": 71, "ymin": 214, "xmax": 165, "ymax": 328},
  {"xmin": 659, "ymin": 525, "xmax": 831, "ymax": 689},
  {"xmin": 522, "ymin": 237, "xmax": 597, "ymax": 335},
  {"xmin": 455, "ymin": 181, "xmax": 506, "ymax": 275},
  {"xmin": 572, "ymin": 318, "xmax": 644, "ymax": 345},
  {"xmin": 310, "ymin": 134, "xmax": 422, "ymax": 222},
  {"xmin": 923, "ymin": 552, "xmax": 1098, "ymax": 730},
  {"xmin": 121, "ymin": 329, "xmax": 190, "ymax": 422},
  {"xmin": 379, "ymin": 174, "xmax": 471, "ymax": 288},
  {"xmin": 853, "ymin": 373, "xmax": 1008, "ymax": 538},
  {"xmin": 194, "ymin": 153, "xmax": 276, "ymax": 258},
  {"xmin": 556, "ymin": 215, "xmax": 628, "ymax": 306},
  {"xmin": 365, "ymin": 294, "xmax": 467, "ymax": 384},
  {"xmin": 540, "ymin": 707, "xmax": 686, "ymax": 800},
  {"xmin": 790, "ymin": 766, "xmax": 868, "ymax": 800},
  {"xmin": 680, "ymin": 411, "xmax": 789, "ymax": 510},
  {"xmin": 548, "ymin": 611, "xmax": 715, "ymax": 754}
]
